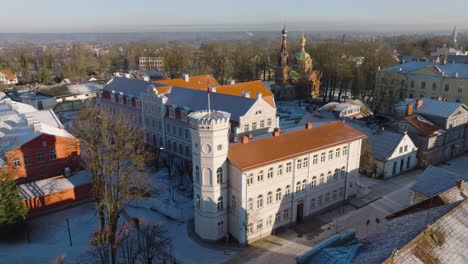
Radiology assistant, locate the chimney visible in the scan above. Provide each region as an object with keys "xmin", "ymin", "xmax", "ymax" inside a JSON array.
[
  {"xmin": 241, "ymin": 135, "xmax": 249, "ymax": 144},
  {"xmin": 437, "ymin": 96, "xmax": 443, "ymax": 101},
  {"xmin": 272, "ymin": 127, "xmax": 280, "ymax": 137},
  {"xmin": 456, "ymin": 180, "xmax": 464, "ymax": 191},
  {"xmin": 210, "ymin": 86, "xmax": 217, "ymax": 93},
  {"xmin": 182, "ymin": 74, "xmax": 189, "ymax": 82},
  {"xmin": 230, "ymin": 79, "xmax": 236, "ymax": 85},
  {"xmin": 305, "ymin": 122, "xmax": 313, "ymax": 129},
  {"xmin": 125, "ymin": 73, "xmax": 131, "ymax": 79},
  {"xmin": 256, "ymin": 92, "xmax": 262, "ymax": 99},
  {"xmin": 248, "ymin": 133, "xmax": 253, "ymax": 139},
  {"xmin": 32, "ymin": 121, "xmax": 41, "ymax": 132},
  {"xmin": 242, "ymin": 91, "xmax": 250, "ymax": 98},
  {"xmin": 406, "ymin": 103, "xmax": 413, "ymax": 116},
  {"xmin": 143, "ymin": 75, "xmax": 150, "ymax": 82},
  {"xmin": 26, "ymin": 117, "xmax": 35, "ymax": 126},
  {"xmin": 416, "ymin": 99, "xmax": 423, "ymax": 109},
  {"xmin": 232, "ymin": 136, "xmax": 238, "ymax": 143}
]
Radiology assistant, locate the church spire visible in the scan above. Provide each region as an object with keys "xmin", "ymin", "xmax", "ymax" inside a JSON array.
[
  {"xmin": 280, "ymin": 24, "xmax": 288, "ymax": 54},
  {"xmin": 300, "ymin": 34, "xmax": 306, "ymax": 49},
  {"xmin": 452, "ymin": 26, "xmax": 458, "ymax": 48}
]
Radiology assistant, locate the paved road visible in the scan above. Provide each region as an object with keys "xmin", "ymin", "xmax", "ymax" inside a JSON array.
[{"xmin": 226, "ymin": 170, "xmax": 421, "ymax": 264}]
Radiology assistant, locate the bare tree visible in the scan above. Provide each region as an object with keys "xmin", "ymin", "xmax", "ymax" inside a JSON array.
[{"xmin": 76, "ymin": 107, "xmax": 152, "ymax": 264}]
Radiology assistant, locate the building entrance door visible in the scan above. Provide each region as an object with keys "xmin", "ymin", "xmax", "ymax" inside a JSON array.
[{"xmin": 296, "ymin": 202, "xmax": 304, "ymax": 224}]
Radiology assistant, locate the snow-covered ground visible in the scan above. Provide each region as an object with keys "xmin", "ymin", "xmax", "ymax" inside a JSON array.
[
  {"xmin": 276, "ymin": 100, "xmax": 311, "ymax": 130},
  {"xmin": 0, "ymin": 168, "xmax": 237, "ymax": 264}
]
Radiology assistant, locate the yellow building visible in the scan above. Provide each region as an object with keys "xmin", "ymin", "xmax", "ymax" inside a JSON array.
[{"xmin": 375, "ymin": 62, "xmax": 468, "ymax": 110}]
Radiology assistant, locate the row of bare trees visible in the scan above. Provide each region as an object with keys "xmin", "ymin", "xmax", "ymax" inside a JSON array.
[{"xmin": 75, "ymin": 107, "xmax": 170, "ymax": 264}]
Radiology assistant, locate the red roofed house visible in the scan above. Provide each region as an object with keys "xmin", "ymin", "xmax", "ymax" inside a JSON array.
[
  {"xmin": 0, "ymin": 68, "xmax": 18, "ymax": 85},
  {"xmin": 188, "ymin": 109, "xmax": 366, "ymax": 245},
  {"xmin": 0, "ymin": 98, "xmax": 88, "ymax": 215}
]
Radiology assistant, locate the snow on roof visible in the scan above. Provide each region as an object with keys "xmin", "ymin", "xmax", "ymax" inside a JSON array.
[
  {"xmin": 395, "ymin": 98, "xmax": 466, "ymax": 118},
  {"xmin": 66, "ymin": 82, "xmax": 103, "ymax": 95},
  {"xmin": 411, "ymin": 165, "xmax": 467, "ymax": 197},
  {"xmin": 103, "ymin": 76, "xmax": 167, "ymax": 97},
  {"xmin": 18, "ymin": 171, "xmax": 91, "ymax": 199},
  {"xmin": 384, "ymin": 61, "xmax": 468, "ymax": 78},
  {"xmin": 347, "ymin": 121, "xmax": 408, "ymax": 161},
  {"xmin": 0, "ymin": 99, "xmax": 74, "ymax": 160},
  {"xmin": 354, "ymin": 201, "xmax": 464, "ymax": 263}
]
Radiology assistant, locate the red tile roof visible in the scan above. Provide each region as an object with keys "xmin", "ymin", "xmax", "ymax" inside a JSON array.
[
  {"xmin": 0, "ymin": 68, "xmax": 16, "ymax": 81},
  {"xmin": 228, "ymin": 121, "xmax": 367, "ymax": 170},
  {"xmin": 403, "ymin": 115, "xmax": 440, "ymax": 136},
  {"xmin": 155, "ymin": 74, "xmax": 220, "ymax": 90}
]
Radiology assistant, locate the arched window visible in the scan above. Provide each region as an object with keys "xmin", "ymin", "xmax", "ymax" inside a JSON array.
[
  {"xmin": 195, "ymin": 166, "xmax": 200, "ymax": 183},
  {"xmin": 216, "ymin": 167, "xmax": 223, "ymax": 184},
  {"xmin": 296, "ymin": 181, "xmax": 301, "ymax": 192},
  {"xmin": 203, "ymin": 168, "xmax": 212, "ymax": 186},
  {"xmin": 217, "ymin": 196, "xmax": 224, "ymax": 211},
  {"xmin": 311, "ymin": 176, "xmax": 317, "ymax": 187},
  {"xmin": 196, "ymin": 194, "xmax": 200, "ymax": 208},
  {"xmin": 327, "ymin": 171, "xmax": 332, "ymax": 181},
  {"xmin": 285, "ymin": 185, "xmax": 291, "ymax": 196},
  {"xmin": 320, "ymin": 173, "xmax": 325, "ymax": 184},
  {"xmin": 248, "ymin": 198, "xmax": 253, "ymax": 211},
  {"xmin": 302, "ymin": 180, "xmax": 307, "ymax": 191},
  {"xmin": 341, "ymin": 166, "xmax": 346, "ymax": 179},
  {"xmin": 276, "ymin": 188, "xmax": 282, "ymax": 201},
  {"xmin": 334, "ymin": 169, "xmax": 339, "ymax": 180},
  {"xmin": 257, "ymin": 195, "xmax": 263, "ymax": 208},
  {"xmin": 267, "ymin": 192, "xmax": 272, "ymax": 205}
]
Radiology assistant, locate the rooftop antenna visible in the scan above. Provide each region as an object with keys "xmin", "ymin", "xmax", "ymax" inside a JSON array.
[{"xmin": 207, "ymin": 76, "xmax": 211, "ymax": 118}]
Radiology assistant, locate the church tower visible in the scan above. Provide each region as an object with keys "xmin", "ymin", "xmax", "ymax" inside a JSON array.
[
  {"xmin": 275, "ymin": 24, "xmax": 290, "ymax": 86},
  {"xmin": 189, "ymin": 110, "xmax": 231, "ymax": 241}
]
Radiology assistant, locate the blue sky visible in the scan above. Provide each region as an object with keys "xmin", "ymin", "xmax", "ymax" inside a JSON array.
[{"xmin": 0, "ymin": 0, "xmax": 466, "ymax": 32}]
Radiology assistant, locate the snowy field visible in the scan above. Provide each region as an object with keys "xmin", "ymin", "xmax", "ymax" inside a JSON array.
[
  {"xmin": 276, "ymin": 100, "xmax": 311, "ymax": 130},
  {"xmin": 0, "ymin": 168, "xmax": 237, "ymax": 264}
]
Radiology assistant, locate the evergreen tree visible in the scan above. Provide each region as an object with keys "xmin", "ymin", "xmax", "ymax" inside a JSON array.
[{"xmin": 0, "ymin": 172, "xmax": 28, "ymax": 225}]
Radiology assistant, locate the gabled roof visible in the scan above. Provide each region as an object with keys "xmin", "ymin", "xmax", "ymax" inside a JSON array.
[
  {"xmin": 384, "ymin": 61, "xmax": 468, "ymax": 79},
  {"xmin": 155, "ymin": 74, "xmax": 220, "ymax": 89},
  {"xmin": 164, "ymin": 86, "xmax": 256, "ymax": 122},
  {"xmin": 228, "ymin": 121, "xmax": 366, "ymax": 171},
  {"xmin": 0, "ymin": 68, "xmax": 16, "ymax": 81},
  {"xmin": 215, "ymin": 81, "xmax": 275, "ymax": 108},
  {"xmin": 403, "ymin": 114, "xmax": 443, "ymax": 136},
  {"xmin": 396, "ymin": 98, "xmax": 467, "ymax": 118},
  {"xmin": 348, "ymin": 122, "xmax": 408, "ymax": 161},
  {"xmin": 411, "ymin": 165, "xmax": 467, "ymax": 197}
]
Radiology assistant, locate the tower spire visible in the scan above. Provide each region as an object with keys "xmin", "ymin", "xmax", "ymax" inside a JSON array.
[{"xmin": 452, "ymin": 26, "xmax": 458, "ymax": 48}]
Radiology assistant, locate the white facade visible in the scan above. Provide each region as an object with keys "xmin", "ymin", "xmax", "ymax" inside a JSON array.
[
  {"xmin": 139, "ymin": 56, "xmax": 164, "ymax": 71},
  {"xmin": 190, "ymin": 111, "xmax": 364, "ymax": 245},
  {"xmin": 378, "ymin": 133, "xmax": 418, "ymax": 178}
]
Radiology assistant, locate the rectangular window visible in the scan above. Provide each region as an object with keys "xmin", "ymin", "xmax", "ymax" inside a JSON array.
[
  {"xmin": 318, "ymin": 195, "xmax": 323, "ymax": 206},
  {"xmin": 277, "ymin": 165, "xmax": 283, "ymax": 176},
  {"xmin": 320, "ymin": 152, "xmax": 326, "ymax": 162},
  {"xmin": 286, "ymin": 162, "xmax": 292, "ymax": 173},
  {"xmin": 343, "ymin": 146, "xmax": 348, "ymax": 156},
  {"xmin": 297, "ymin": 159, "xmax": 302, "ymax": 169},
  {"xmin": 244, "ymin": 124, "xmax": 249, "ymax": 132},
  {"xmin": 49, "ymin": 150, "xmax": 57, "ymax": 160},
  {"xmin": 328, "ymin": 150, "xmax": 333, "ymax": 160},
  {"xmin": 37, "ymin": 153, "xmax": 45, "ymax": 162},
  {"xmin": 336, "ymin": 148, "xmax": 340, "ymax": 158},
  {"xmin": 247, "ymin": 223, "xmax": 253, "ymax": 234},
  {"xmin": 283, "ymin": 209, "xmax": 289, "ymax": 220},
  {"xmin": 311, "ymin": 198, "xmax": 316, "ymax": 209},
  {"xmin": 247, "ymin": 174, "xmax": 253, "ymax": 185},
  {"xmin": 257, "ymin": 170, "xmax": 264, "ymax": 182},
  {"xmin": 267, "ymin": 215, "xmax": 273, "ymax": 226},
  {"xmin": 24, "ymin": 156, "xmax": 30, "ymax": 166},
  {"xmin": 256, "ymin": 219, "xmax": 263, "ymax": 231},
  {"xmin": 248, "ymin": 198, "xmax": 253, "ymax": 211},
  {"xmin": 404, "ymin": 145, "xmax": 408, "ymax": 152},
  {"xmin": 275, "ymin": 213, "xmax": 280, "ymax": 223},
  {"xmin": 267, "ymin": 118, "xmax": 272, "ymax": 126},
  {"xmin": 267, "ymin": 168, "xmax": 274, "ymax": 179},
  {"xmin": 260, "ymin": 120, "xmax": 265, "ymax": 128},
  {"xmin": 303, "ymin": 157, "xmax": 308, "ymax": 167},
  {"xmin": 13, "ymin": 157, "xmax": 20, "ymax": 168},
  {"xmin": 252, "ymin": 122, "xmax": 257, "ymax": 130},
  {"xmin": 313, "ymin": 154, "xmax": 318, "ymax": 164},
  {"xmin": 457, "ymin": 87, "xmax": 463, "ymax": 93}
]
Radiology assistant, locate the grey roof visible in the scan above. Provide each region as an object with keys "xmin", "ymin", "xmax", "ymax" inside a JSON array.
[
  {"xmin": 395, "ymin": 98, "xmax": 466, "ymax": 118},
  {"xmin": 347, "ymin": 121, "xmax": 406, "ymax": 161},
  {"xmin": 399, "ymin": 54, "xmax": 468, "ymax": 64},
  {"xmin": 165, "ymin": 86, "xmax": 256, "ymax": 122},
  {"xmin": 353, "ymin": 201, "xmax": 463, "ymax": 264},
  {"xmin": 103, "ymin": 77, "xmax": 166, "ymax": 97},
  {"xmin": 385, "ymin": 61, "xmax": 468, "ymax": 79},
  {"xmin": 411, "ymin": 166, "xmax": 467, "ymax": 197}
]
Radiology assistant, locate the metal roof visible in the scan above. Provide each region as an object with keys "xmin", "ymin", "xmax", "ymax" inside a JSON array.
[
  {"xmin": 411, "ymin": 166, "xmax": 467, "ymax": 197},
  {"xmin": 103, "ymin": 77, "xmax": 166, "ymax": 97},
  {"xmin": 395, "ymin": 98, "xmax": 466, "ymax": 118}
]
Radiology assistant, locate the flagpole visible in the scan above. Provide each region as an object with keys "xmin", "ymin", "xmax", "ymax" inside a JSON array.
[{"xmin": 207, "ymin": 76, "xmax": 211, "ymax": 118}]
